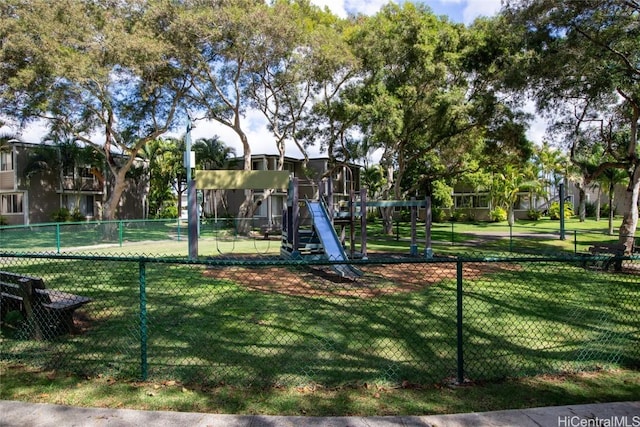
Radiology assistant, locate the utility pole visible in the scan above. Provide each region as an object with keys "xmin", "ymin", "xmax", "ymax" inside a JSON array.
[{"xmin": 185, "ymin": 112, "xmax": 198, "ymax": 260}]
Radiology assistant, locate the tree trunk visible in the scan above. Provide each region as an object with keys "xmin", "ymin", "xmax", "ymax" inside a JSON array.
[
  {"xmin": 618, "ymin": 167, "xmax": 639, "ymax": 254},
  {"xmin": 234, "ymin": 123, "xmax": 253, "ymax": 235},
  {"xmin": 508, "ymin": 206, "xmax": 515, "ymax": 226},
  {"xmin": 595, "ymin": 186, "xmax": 601, "ymax": 222},
  {"xmin": 578, "ymin": 186, "xmax": 586, "ymax": 222},
  {"xmin": 381, "ymin": 206, "xmax": 394, "ymax": 235},
  {"xmin": 608, "ymin": 183, "xmax": 615, "ymax": 236}
]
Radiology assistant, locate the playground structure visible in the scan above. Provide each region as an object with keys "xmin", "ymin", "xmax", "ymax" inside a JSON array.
[
  {"xmin": 194, "ymin": 169, "xmax": 433, "ymax": 278},
  {"xmin": 280, "ymin": 176, "xmax": 434, "ymax": 278}
]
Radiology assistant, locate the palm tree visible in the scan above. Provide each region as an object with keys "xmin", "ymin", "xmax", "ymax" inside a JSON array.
[
  {"xmin": 491, "ymin": 163, "xmax": 540, "ymax": 226},
  {"xmin": 193, "ymin": 137, "xmax": 236, "ymax": 170},
  {"xmin": 597, "ymin": 167, "xmax": 629, "ymax": 235},
  {"xmin": 533, "ymin": 141, "xmax": 568, "ymax": 211},
  {"xmin": 193, "ymin": 136, "xmax": 236, "ymax": 219}
]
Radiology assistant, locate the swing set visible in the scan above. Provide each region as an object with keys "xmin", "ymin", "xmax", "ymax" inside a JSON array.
[{"xmin": 195, "ymin": 170, "xmax": 291, "ymax": 257}]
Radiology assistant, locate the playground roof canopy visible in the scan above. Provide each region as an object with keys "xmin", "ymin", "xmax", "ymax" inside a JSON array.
[{"xmin": 195, "ymin": 170, "xmax": 291, "ymax": 190}]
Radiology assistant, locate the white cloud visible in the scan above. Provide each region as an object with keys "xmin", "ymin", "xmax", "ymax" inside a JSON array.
[
  {"xmin": 310, "ymin": 0, "xmax": 347, "ymax": 17},
  {"xmin": 462, "ymin": 0, "xmax": 501, "ymax": 24}
]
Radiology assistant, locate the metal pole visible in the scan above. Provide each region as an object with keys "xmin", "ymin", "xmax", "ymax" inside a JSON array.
[
  {"xmin": 456, "ymin": 258, "xmax": 464, "ymax": 385},
  {"xmin": 56, "ymin": 223, "xmax": 61, "ymax": 254},
  {"xmin": 509, "ymin": 224, "xmax": 513, "ymax": 253},
  {"xmin": 185, "ymin": 114, "xmax": 198, "ymax": 260},
  {"xmin": 360, "ymin": 187, "xmax": 367, "ymax": 260},
  {"xmin": 410, "ymin": 197, "xmax": 417, "ymax": 256},
  {"xmin": 424, "ymin": 197, "xmax": 433, "ymax": 258},
  {"xmin": 559, "ymin": 183, "xmax": 566, "ymax": 240},
  {"xmin": 139, "ymin": 260, "xmax": 148, "ymax": 381}
]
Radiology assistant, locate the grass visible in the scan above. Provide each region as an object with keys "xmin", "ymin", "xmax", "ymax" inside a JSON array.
[
  {"xmin": 0, "ymin": 217, "xmax": 629, "ymax": 256},
  {"xmin": 2, "ymin": 258, "xmax": 638, "ymax": 384},
  {"xmin": 1, "ymin": 217, "xmax": 638, "ymax": 416},
  {"xmin": 1, "ymin": 362, "xmax": 638, "ymax": 416}
]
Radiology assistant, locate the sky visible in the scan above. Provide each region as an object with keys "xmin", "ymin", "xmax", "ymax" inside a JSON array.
[{"xmin": 4, "ymin": 0, "xmax": 546, "ymax": 162}]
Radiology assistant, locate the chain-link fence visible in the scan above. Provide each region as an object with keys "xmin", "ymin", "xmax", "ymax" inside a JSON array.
[
  {"xmin": 1, "ymin": 251, "xmax": 638, "ymax": 387},
  {"xmin": 3, "ymin": 218, "xmax": 638, "ymax": 257}
]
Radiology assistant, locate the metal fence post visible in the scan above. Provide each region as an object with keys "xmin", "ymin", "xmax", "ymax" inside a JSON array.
[
  {"xmin": 509, "ymin": 224, "xmax": 513, "ymax": 253},
  {"xmin": 139, "ymin": 260, "xmax": 148, "ymax": 381},
  {"xmin": 56, "ymin": 223, "xmax": 61, "ymax": 254},
  {"xmin": 574, "ymin": 230, "xmax": 578, "ymax": 254},
  {"xmin": 456, "ymin": 258, "xmax": 464, "ymax": 384},
  {"xmin": 119, "ymin": 221, "xmax": 124, "ymax": 247}
]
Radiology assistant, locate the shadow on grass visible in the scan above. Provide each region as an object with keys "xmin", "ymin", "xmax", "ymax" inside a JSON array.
[{"xmin": 1, "ymin": 256, "xmax": 638, "ymax": 393}]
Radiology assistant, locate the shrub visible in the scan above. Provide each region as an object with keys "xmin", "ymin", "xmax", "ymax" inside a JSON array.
[
  {"xmin": 431, "ymin": 207, "xmax": 449, "ymax": 223},
  {"xmin": 157, "ymin": 205, "xmax": 178, "ymax": 219},
  {"xmin": 366, "ymin": 209, "xmax": 378, "ymax": 224},
  {"xmin": 489, "ymin": 207, "xmax": 507, "ymax": 222},
  {"xmin": 527, "ymin": 209, "xmax": 543, "ymax": 221},
  {"xmin": 601, "ymin": 203, "xmax": 615, "ymax": 218},
  {"xmin": 585, "ymin": 202, "xmax": 598, "ymax": 218},
  {"xmin": 451, "ymin": 209, "xmax": 467, "ymax": 222},
  {"xmin": 51, "ymin": 207, "xmax": 71, "ymax": 222},
  {"xmin": 70, "ymin": 208, "xmax": 85, "ymax": 222},
  {"xmin": 398, "ymin": 208, "xmax": 411, "ymax": 223},
  {"xmin": 549, "ymin": 201, "xmax": 573, "ymax": 220},
  {"xmin": 0, "ymin": 215, "xmax": 7, "ymax": 226}
]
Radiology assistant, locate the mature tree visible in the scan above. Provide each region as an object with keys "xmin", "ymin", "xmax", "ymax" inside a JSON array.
[
  {"xmin": 174, "ymin": 0, "xmax": 357, "ymax": 232},
  {"xmin": 344, "ymin": 4, "xmax": 531, "ymax": 233},
  {"xmin": 0, "ymin": 0, "xmax": 189, "ymax": 220},
  {"xmin": 504, "ymin": 0, "xmax": 640, "ymax": 252}
]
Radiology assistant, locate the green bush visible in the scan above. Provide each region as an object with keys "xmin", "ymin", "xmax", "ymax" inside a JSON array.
[
  {"xmin": 489, "ymin": 207, "xmax": 507, "ymax": 222},
  {"xmin": 601, "ymin": 203, "xmax": 615, "ymax": 218},
  {"xmin": 366, "ymin": 209, "xmax": 379, "ymax": 223},
  {"xmin": 398, "ymin": 209, "xmax": 411, "ymax": 223},
  {"xmin": 585, "ymin": 202, "xmax": 598, "ymax": 218},
  {"xmin": 157, "ymin": 205, "xmax": 178, "ymax": 219},
  {"xmin": 451, "ymin": 209, "xmax": 467, "ymax": 222},
  {"xmin": 527, "ymin": 209, "xmax": 543, "ymax": 221},
  {"xmin": 549, "ymin": 201, "xmax": 573, "ymax": 220},
  {"xmin": 0, "ymin": 215, "xmax": 7, "ymax": 226},
  {"xmin": 431, "ymin": 207, "xmax": 449, "ymax": 223},
  {"xmin": 70, "ymin": 208, "xmax": 86, "ymax": 222},
  {"xmin": 51, "ymin": 207, "xmax": 71, "ymax": 222}
]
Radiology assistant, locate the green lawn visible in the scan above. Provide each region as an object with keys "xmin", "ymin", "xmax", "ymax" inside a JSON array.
[
  {"xmin": 1, "ymin": 218, "xmax": 638, "ymax": 416},
  {"xmin": 0, "ymin": 217, "xmax": 629, "ymax": 256}
]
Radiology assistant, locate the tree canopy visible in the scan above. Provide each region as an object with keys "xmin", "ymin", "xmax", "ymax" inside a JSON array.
[{"xmin": 1, "ymin": 0, "xmax": 637, "ymax": 245}]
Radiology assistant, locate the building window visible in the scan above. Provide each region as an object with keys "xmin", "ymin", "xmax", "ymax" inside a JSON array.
[
  {"xmin": 515, "ymin": 193, "xmax": 531, "ymax": 210},
  {"xmin": 0, "ymin": 151, "xmax": 13, "ymax": 171},
  {"xmin": 253, "ymin": 195, "xmax": 266, "ymax": 217},
  {"xmin": 61, "ymin": 194, "xmax": 95, "ymax": 217},
  {"xmin": 1, "ymin": 193, "xmax": 23, "ymax": 214},
  {"xmin": 283, "ymin": 162, "xmax": 294, "ymax": 173},
  {"xmin": 475, "ymin": 195, "xmax": 490, "ymax": 208},
  {"xmin": 454, "ymin": 193, "xmax": 490, "ymax": 209}
]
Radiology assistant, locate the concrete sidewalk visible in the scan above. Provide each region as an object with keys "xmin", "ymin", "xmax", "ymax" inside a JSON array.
[{"xmin": 1, "ymin": 400, "xmax": 638, "ymax": 427}]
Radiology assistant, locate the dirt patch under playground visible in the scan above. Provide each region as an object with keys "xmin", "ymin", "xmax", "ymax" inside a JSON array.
[{"xmin": 202, "ymin": 257, "xmax": 520, "ymax": 298}]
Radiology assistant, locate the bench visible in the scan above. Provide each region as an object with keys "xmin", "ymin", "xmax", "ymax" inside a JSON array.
[
  {"xmin": 0, "ymin": 271, "xmax": 91, "ymax": 339},
  {"xmin": 584, "ymin": 243, "xmax": 627, "ymax": 271}
]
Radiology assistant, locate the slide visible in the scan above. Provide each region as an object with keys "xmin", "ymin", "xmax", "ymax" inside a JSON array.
[{"xmin": 306, "ymin": 200, "xmax": 363, "ymax": 279}]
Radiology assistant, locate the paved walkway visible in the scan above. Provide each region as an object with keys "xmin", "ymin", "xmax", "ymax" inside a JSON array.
[{"xmin": 1, "ymin": 400, "xmax": 638, "ymax": 427}]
